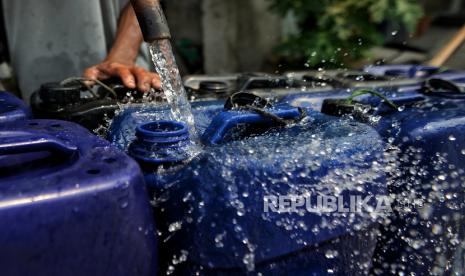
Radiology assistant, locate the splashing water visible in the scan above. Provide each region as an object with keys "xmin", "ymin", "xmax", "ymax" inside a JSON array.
[
  {"xmin": 99, "ymin": 61, "xmax": 465, "ymax": 274},
  {"xmin": 108, "ymin": 103, "xmax": 391, "ymax": 274},
  {"xmin": 149, "ymin": 40, "xmax": 198, "ymax": 141}
]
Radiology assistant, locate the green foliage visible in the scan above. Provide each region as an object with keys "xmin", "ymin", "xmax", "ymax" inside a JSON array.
[{"xmin": 268, "ymin": 0, "xmax": 423, "ymax": 68}]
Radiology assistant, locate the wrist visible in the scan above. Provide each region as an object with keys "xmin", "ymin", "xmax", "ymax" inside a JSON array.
[
  {"xmin": 105, "ymin": 47, "xmax": 139, "ymax": 65},
  {"xmin": 104, "ymin": 3, "xmax": 144, "ymax": 66}
]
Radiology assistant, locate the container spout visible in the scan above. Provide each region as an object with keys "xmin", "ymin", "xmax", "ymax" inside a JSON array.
[{"xmin": 130, "ymin": 0, "xmax": 171, "ymax": 43}]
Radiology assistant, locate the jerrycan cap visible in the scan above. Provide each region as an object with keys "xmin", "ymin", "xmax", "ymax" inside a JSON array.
[
  {"xmin": 129, "ymin": 120, "xmax": 191, "ymax": 165},
  {"xmin": 39, "ymin": 82, "xmax": 82, "ymax": 105},
  {"xmin": 198, "ymin": 81, "xmax": 231, "ymax": 94}
]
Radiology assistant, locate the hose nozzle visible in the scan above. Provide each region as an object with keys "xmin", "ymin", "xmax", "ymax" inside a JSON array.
[{"xmin": 130, "ymin": 0, "xmax": 171, "ymax": 43}]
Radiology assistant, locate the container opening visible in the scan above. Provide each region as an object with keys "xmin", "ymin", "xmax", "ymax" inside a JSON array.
[
  {"xmin": 139, "ymin": 121, "xmax": 187, "ymax": 135},
  {"xmin": 130, "ymin": 120, "xmax": 191, "ymax": 165}
]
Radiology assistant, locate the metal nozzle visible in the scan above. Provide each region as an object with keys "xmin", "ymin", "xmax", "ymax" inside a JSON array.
[{"xmin": 130, "ymin": 0, "xmax": 171, "ymax": 43}]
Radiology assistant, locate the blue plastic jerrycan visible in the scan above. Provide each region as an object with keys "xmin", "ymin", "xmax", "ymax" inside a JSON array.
[
  {"xmin": 282, "ymin": 87, "xmax": 425, "ymax": 115},
  {"xmin": 0, "ymin": 119, "xmax": 157, "ymax": 276},
  {"xmin": 108, "ymin": 97, "xmax": 389, "ymax": 275},
  {"xmin": 363, "ymin": 64, "xmax": 441, "ymax": 78},
  {"xmin": 0, "ymin": 91, "xmax": 32, "ymax": 123},
  {"xmin": 285, "ymin": 84, "xmax": 465, "ymax": 274}
]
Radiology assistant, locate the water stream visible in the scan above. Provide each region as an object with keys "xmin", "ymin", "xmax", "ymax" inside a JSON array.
[
  {"xmin": 148, "ymin": 39, "xmax": 201, "ymax": 155},
  {"xmin": 148, "ymin": 40, "xmax": 197, "ymax": 133}
]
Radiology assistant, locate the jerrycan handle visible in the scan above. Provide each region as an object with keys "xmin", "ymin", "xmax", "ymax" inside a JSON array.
[
  {"xmin": 201, "ymin": 106, "xmax": 304, "ymax": 146},
  {"xmin": 0, "ymin": 131, "xmax": 78, "ymax": 156},
  {"xmin": 384, "ymin": 65, "xmax": 439, "ymax": 78},
  {"xmin": 407, "ymin": 65, "xmax": 439, "ymax": 78},
  {"xmin": 414, "ymin": 78, "xmax": 465, "ymax": 100}
]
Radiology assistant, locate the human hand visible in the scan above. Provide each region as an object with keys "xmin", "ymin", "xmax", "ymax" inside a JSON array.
[{"xmin": 83, "ymin": 61, "xmax": 160, "ymax": 93}]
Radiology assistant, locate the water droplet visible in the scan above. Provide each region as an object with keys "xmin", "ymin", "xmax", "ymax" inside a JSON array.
[
  {"xmin": 215, "ymin": 232, "xmax": 226, "ymax": 248},
  {"xmin": 325, "ymin": 250, "xmax": 339, "ymax": 259},
  {"xmin": 419, "ymin": 204, "xmax": 433, "ymax": 219},
  {"xmin": 168, "ymin": 221, "xmax": 182, "ymax": 232},
  {"xmin": 410, "ymin": 239, "xmax": 424, "ymax": 250},
  {"xmin": 242, "ymin": 253, "xmax": 255, "ymax": 272},
  {"xmin": 166, "ymin": 265, "xmax": 175, "ymax": 275},
  {"xmin": 432, "ymin": 224, "xmax": 443, "ymax": 235},
  {"xmin": 172, "ymin": 250, "xmax": 189, "ymax": 265}
]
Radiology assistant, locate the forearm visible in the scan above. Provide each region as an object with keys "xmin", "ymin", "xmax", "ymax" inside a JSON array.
[
  {"xmin": 83, "ymin": 3, "xmax": 160, "ymax": 92},
  {"xmin": 106, "ymin": 3, "xmax": 143, "ymax": 65}
]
